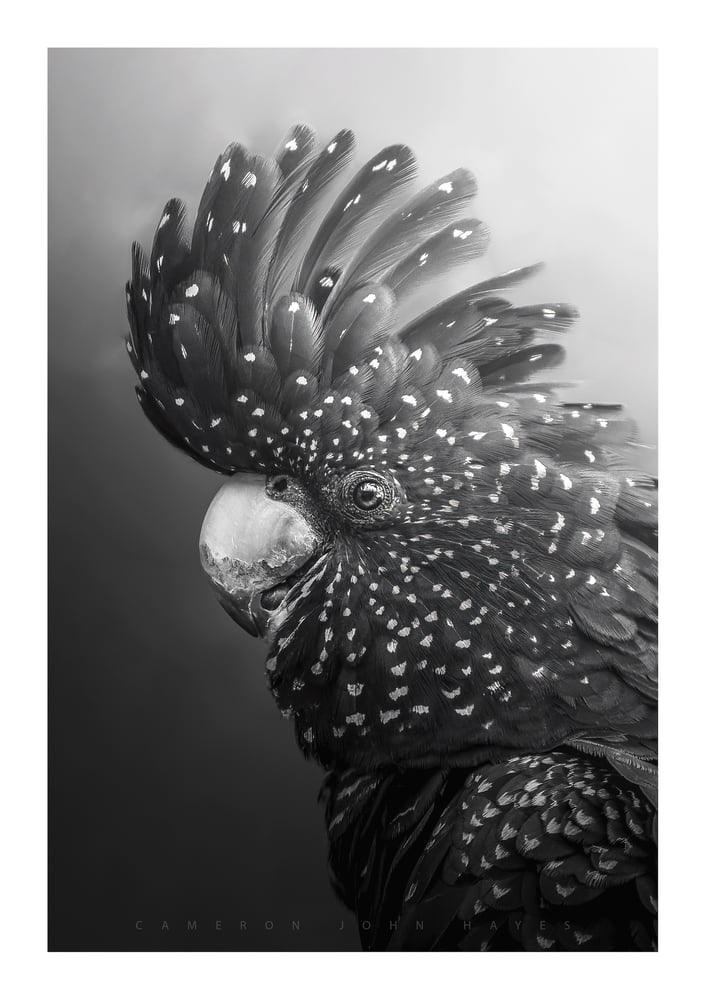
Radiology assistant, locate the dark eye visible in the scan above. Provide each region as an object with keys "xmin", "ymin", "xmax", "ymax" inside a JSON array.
[
  {"xmin": 340, "ymin": 470, "xmax": 397, "ymax": 520},
  {"xmin": 353, "ymin": 479, "xmax": 384, "ymax": 511}
]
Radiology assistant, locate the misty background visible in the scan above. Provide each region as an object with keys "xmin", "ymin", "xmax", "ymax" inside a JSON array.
[{"xmin": 48, "ymin": 48, "xmax": 657, "ymax": 951}]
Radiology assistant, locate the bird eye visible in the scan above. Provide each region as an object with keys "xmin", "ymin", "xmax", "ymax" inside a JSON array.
[
  {"xmin": 353, "ymin": 480, "xmax": 384, "ymax": 511},
  {"xmin": 339, "ymin": 471, "xmax": 397, "ymax": 521}
]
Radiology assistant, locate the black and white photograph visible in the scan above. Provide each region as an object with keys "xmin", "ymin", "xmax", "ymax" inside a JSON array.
[
  {"xmin": 10, "ymin": 11, "xmax": 701, "ymax": 991},
  {"xmin": 46, "ymin": 45, "xmax": 659, "ymax": 955}
]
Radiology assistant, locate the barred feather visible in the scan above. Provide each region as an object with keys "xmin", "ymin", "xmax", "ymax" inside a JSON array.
[{"xmin": 326, "ymin": 753, "xmax": 656, "ymax": 950}]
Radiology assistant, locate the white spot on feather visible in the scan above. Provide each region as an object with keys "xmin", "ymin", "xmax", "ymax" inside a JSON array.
[
  {"xmin": 551, "ymin": 512, "xmax": 565, "ymax": 533},
  {"xmin": 452, "ymin": 367, "xmax": 471, "ymax": 385},
  {"xmin": 389, "ymin": 687, "xmax": 408, "ymax": 701}
]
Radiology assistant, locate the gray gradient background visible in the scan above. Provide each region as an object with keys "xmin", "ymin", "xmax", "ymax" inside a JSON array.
[{"xmin": 48, "ymin": 48, "xmax": 656, "ymax": 951}]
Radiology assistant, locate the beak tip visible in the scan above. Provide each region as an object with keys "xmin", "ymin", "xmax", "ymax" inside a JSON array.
[
  {"xmin": 199, "ymin": 473, "xmax": 322, "ymax": 641},
  {"xmin": 200, "ymin": 476, "xmax": 318, "ymax": 581},
  {"xmin": 214, "ymin": 590, "xmax": 261, "ymax": 637}
]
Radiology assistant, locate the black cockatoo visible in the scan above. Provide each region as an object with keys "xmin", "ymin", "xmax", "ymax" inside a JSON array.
[{"xmin": 126, "ymin": 124, "xmax": 657, "ymax": 951}]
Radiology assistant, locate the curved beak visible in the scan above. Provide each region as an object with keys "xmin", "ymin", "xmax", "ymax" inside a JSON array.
[{"xmin": 199, "ymin": 473, "xmax": 320, "ymax": 639}]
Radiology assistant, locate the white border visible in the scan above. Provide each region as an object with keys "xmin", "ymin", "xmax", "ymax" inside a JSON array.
[{"xmin": 2, "ymin": 1, "xmax": 704, "ymax": 995}]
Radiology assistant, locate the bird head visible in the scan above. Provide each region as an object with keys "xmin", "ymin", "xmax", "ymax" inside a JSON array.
[{"xmin": 127, "ymin": 125, "xmax": 657, "ymax": 773}]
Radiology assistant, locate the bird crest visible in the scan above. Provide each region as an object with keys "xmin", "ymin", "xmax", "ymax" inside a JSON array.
[{"xmin": 126, "ymin": 125, "xmax": 657, "ymax": 792}]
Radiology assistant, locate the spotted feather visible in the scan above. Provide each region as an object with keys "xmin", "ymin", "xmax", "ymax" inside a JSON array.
[{"xmin": 127, "ymin": 126, "xmax": 657, "ymax": 951}]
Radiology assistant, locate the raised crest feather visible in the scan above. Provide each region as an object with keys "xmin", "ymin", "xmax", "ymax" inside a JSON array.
[
  {"xmin": 127, "ymin": 122, "xmax": 656, "ymax": 822},
  {"xmin": 128, "ymin": 124, "xmax": 657, "ymax": 951}
]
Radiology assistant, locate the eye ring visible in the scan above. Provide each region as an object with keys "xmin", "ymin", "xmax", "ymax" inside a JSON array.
[{"xmin": 339, "ymin": 470, "xmax": 397, "ymax": 520}]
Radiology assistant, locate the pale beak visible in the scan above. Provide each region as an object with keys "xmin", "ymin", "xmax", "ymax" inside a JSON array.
[{"xmin": 199, "ymin": 473, "xmax": 320, "ymax": 638}]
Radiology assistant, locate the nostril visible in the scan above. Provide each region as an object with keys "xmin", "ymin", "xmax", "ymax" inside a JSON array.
[{"xmin": 269, "ymin": 475, "xmax": 289, "ymax": 496}]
